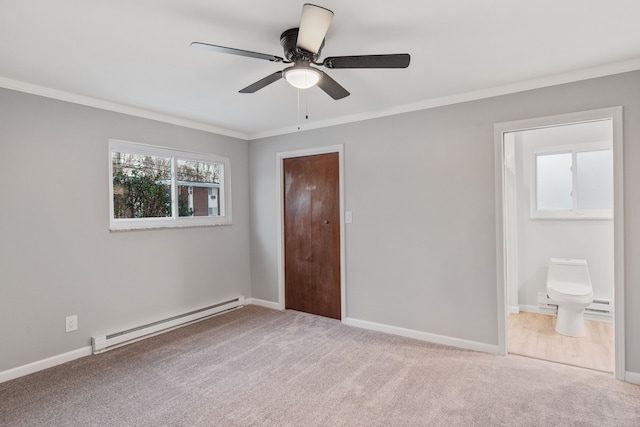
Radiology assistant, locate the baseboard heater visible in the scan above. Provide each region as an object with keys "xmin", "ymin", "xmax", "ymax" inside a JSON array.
[
  {"xmin": 91, "ymin": 296, "xmax": 244, "ymax": 354},
  {"xmin": 585, "ymin": 298, "xmax": 614, "ymax": 316},
  {"xmin": 537, "ymin": 292, "xmax": 613, "ymax": 317}
]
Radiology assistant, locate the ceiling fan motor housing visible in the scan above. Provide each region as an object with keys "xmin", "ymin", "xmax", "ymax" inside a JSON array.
[{"xmin": 280, "ymin": 28, "xmax": 324, "ymax": 62}]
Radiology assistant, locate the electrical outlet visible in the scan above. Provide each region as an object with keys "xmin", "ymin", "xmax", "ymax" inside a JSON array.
[{"xmin": 65, "ymin": 315, "xmax": 78, "ymax": 332}]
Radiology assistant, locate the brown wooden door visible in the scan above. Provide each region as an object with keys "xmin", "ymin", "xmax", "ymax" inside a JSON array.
[{"xmin": 283, "ymin": 152, "xmax": 341, "ymax": 319}]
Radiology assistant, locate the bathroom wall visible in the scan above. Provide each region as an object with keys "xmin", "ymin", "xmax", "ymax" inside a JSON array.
[{"xmin": 512, "ymin": 122, "xmax": 614, "ymax": 308}]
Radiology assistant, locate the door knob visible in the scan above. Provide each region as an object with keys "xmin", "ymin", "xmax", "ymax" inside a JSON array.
[{"xmin": 323, "ymin": 220, "xmax": 330, "ymax": 224}]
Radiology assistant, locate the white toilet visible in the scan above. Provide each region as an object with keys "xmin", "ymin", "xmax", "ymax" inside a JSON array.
[{"xmin": 546, "ymin": 258, "xmax": 594, "ymax": 337}]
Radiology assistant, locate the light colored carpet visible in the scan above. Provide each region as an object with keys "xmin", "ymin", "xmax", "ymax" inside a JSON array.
[{"xmin": 1, "ymin": 305, "xmax": 639, "ymax": 426}]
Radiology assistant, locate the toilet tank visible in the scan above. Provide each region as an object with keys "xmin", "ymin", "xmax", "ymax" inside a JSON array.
[{"xmin": 547, "ymin": 258, "xmax": 592, "ymax": 285}]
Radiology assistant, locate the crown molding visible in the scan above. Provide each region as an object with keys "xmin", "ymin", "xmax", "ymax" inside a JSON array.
[
  {"xmin": 0, "ymin": 76, "xmax": 248, "ymax": 140},
  {"xmin": 3, "ymin": 57, "xmax": 640, "ymax": 142},
  {"xmin": 248, "ymin": 58, "xmax": 640, "ymax": 140}
]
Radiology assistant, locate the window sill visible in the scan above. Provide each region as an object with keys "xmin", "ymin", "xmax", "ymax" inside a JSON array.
[
  {"xmin": 530, "ymin": 215, "xmax": 613, "ymax": 221},
  {"xmin": 109, "ymin": 220, "xmax": 232, "ymax": 232}
]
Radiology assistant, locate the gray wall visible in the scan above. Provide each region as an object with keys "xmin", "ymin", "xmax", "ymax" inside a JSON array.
[
  {"xmin": 249, "ymin": 70, "xmax": 640, "ymax": 374},
  {"xmin": 2, "ymin": 70, "xmax": 639, "ymax": 378},
  {"xmin": 0, "ymin": 88, "xmax": 251, "ymax": 372}
]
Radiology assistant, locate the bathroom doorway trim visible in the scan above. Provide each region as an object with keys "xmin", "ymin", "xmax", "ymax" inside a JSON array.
[{"xmin": 494, "ymin": 107, "xmax": 625, "ymax": 381}]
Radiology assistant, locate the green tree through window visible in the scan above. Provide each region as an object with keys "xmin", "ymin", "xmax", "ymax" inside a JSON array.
[{"xmin": 109, "ymin": 140, "xmax": 231, "ymax": 230}]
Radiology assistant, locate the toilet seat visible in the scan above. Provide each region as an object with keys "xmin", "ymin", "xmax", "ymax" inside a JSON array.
[{"xmin": 548, "ymin": 281, "xmax": 592, "ymax": 297}]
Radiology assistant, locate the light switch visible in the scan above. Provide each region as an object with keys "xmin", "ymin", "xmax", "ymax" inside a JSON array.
[{"xmin": 345, "ymin": 211, "xmax": 353, "ymax": 224}]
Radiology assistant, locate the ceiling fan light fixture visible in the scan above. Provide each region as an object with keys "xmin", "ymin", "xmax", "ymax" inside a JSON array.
[{"xmin": 284, "ymin": 66, "xmax": 321, "ymax": 89}]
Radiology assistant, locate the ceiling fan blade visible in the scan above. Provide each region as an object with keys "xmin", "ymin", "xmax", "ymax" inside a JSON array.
[
  {"xmin": 239, "ymin": 71, "xmax": 283, "ymax": 93},
  {"xmin": 323, "ymin": 54, "xmax": 411, "ymax": 69},
  {"xmin": 317, "ymin": 71, "xmax": 350, "ymax": 100},
  {"xmin": 191, "ymin": 42, "xmax": 284, "ymax": 63},
  {"xmin": 296, "ymin": 4, "xmax": 334, "ymax": 54}
]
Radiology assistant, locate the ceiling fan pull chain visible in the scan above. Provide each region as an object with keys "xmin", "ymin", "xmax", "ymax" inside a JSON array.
[{"xmin": 297, "ymin": 88, "xmax": 301, "ymax": 130}]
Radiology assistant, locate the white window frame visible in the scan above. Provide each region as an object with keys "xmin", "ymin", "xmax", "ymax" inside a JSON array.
[
  {"xmin": 109, "ymin": 139, "xmax": 232, "ymax": 230},
  {"xmin": 531, "ymin": 141, "xmax": 612, "ymax": 220}
]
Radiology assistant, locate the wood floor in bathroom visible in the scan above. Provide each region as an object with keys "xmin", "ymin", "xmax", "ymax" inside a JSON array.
[{"xmin": 508, "ymin": 311, "xmax": 614, "ymax": 373}]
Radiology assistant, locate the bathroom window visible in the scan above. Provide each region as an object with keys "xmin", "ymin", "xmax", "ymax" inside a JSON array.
[
  {"xmin": 109, "ymin": 140, "xmax": 231, "ymax": 230},
  {"xmin": 532, "ymin": 146, "xmax": 613, "ymax": 219}
]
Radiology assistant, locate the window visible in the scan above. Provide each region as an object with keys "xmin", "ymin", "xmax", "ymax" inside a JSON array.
[
  {"xmin": 109, "ymin": 140, "xmax": 231, "ymax": 230},
  {"xmin": 532, "ymin": 145, "xmax": 612, "ymax": 219}
]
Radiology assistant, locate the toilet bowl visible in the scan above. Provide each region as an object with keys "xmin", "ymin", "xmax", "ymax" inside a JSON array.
[{"xmin": 546, "ymin": 258, "xmax": 593, "ymax": 337}]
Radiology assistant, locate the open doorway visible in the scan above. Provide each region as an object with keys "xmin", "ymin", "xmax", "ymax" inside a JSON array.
[{"xmin": 495, "ymin": 107, "xmax": 625, "ymax": 379}]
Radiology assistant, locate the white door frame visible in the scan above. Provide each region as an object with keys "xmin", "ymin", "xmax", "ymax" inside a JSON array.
[
  {"xmin": 275, "ymin": 144, "xmax": 347, "ymax": 321},
  {"xmin": 494, "ymin": 107, "xmax": 625, "ymax": 380}
]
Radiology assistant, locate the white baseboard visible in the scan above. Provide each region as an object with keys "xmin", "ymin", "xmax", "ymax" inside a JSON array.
[
  {"xmin": 344, "ymin": 317, "xmax": 500, "ymax": 355},
  {"xmin": 3, "ymin": 312, "xmax": 637, "ymax": 387},
  {"xmin": 508, "ymin": 305, "xmax": 520, "ymax": 314},
  {"xmin": 584, "ymin": 313, "xmax": 614, "ymax": 323},
  {"xmin": 0, "ymin": 346, "xmax": 92, "ymax": 384},
  {"xmin": 625, "ymin": 371, "xmax": 640, "ymax": 386},
  {"xmin": 518, "ymin": 304, "xmax": 612, "ymax": 323},
  {"xmin": 245, "ymin": 298, "xmax": 282, "ymax": 310},
  {"xmin": 519, "ymin": 304, "xmax": 556, "ymax": 315}
]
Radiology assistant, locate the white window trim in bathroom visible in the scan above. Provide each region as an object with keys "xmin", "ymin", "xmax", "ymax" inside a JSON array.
[
  {"xmin": 531, "ymin": 140, "xmax": 613, "ymax": 220},
  {"xmin": 109, "ymin": 139, "xmax": 232, "ymax": 231}
]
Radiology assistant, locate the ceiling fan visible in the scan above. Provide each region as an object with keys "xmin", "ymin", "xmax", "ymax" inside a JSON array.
[{"xmin": 191, "ymin": 3, "xmax": 410, "ymax": 100}]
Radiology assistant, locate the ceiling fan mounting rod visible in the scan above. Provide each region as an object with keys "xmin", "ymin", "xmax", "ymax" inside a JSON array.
[{"xmin": 280, "ymin": 28, "xmax": 323, "ymax": 63}]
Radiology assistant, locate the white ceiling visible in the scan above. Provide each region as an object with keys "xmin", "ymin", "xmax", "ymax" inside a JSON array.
[{"xmin": 1, "ymin": 0, "xmax": 640, "ymax": 139}]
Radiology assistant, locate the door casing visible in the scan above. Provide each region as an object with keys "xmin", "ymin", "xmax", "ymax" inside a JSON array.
[
  {"xmin": 276, "ymin": 144, "xmax": 346, "ymax": 321},
  {"xmin": 494, "ymin": 107, "xmax": 625, "ymax": 380}
]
